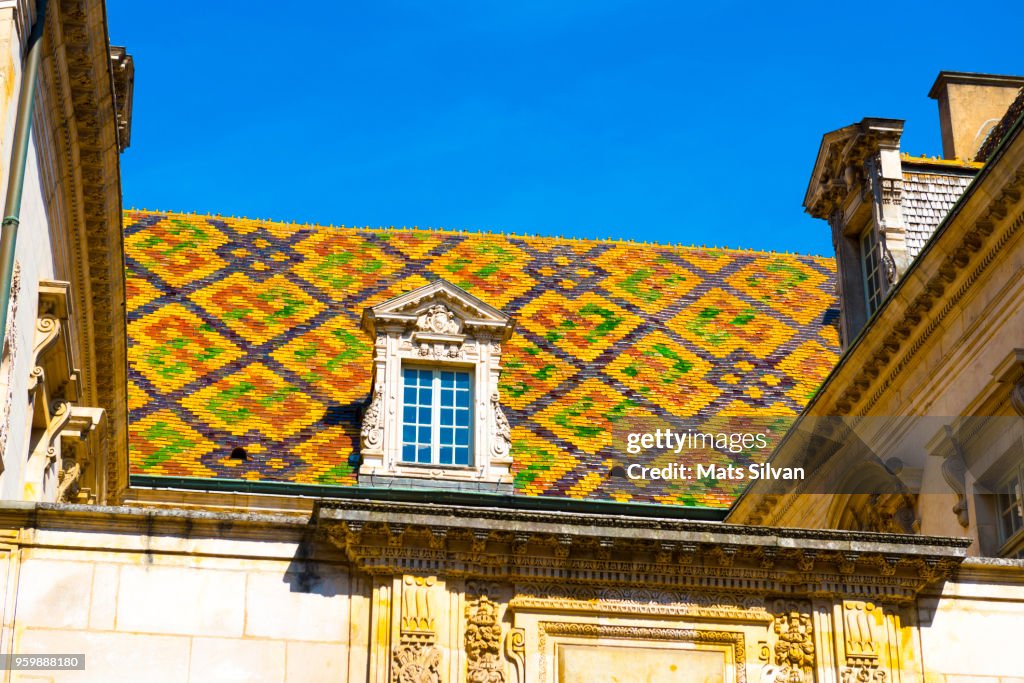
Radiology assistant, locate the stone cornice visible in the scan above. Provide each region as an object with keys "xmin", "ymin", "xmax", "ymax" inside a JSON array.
[
  {"xmin": 39, "ymin": 0, "xmax": 129, "ymax": 501},
  {"xmin": 313, "ymin": 500, "xmax": 968, "ymax": 602},
  {"xmin": 315, "ymin": 498, "xmax": 968, "ymax": 552},
  {"xmin": 0, "ymin": 501, "xmax": 312, "ymax": 541}
]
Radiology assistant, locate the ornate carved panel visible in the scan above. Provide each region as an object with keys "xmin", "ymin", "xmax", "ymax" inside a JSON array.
[{"xmin": 393, "ymin": 575, "xmax": 442, "ymax": 683}]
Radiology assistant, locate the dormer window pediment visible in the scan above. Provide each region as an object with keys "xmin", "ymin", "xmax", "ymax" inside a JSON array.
[{"xmin": 358, "ymin": 280, "xmax": 516, "ymax": 490}]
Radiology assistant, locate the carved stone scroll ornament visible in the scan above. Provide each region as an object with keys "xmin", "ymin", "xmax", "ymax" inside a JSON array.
[
  {"xmin": 491, "ymin": 391, "xmax": 511, "ymax": 459},
  {"xmin": 503, "ymin": 628, "xmax": 525, "ymax": 683},
  {"xmin": 466, "ymin": 595, "xmax": 505, "ymax": 683},
  {"xmin": 361, "ymin": 386, "xmax": 384, "ymax": 452}
]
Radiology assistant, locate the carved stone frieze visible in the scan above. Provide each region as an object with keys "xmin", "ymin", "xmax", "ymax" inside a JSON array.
[
  {"xmin": 510, "ymin": 584, "xmax": 770, "ymax": 621},
  {"xmin": 319, "ymin": 500, "xmax": 968, "ymax": 599}
]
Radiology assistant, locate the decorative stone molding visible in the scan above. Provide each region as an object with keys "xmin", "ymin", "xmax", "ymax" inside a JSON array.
[
  {"xmin": 391, "ymin": 643, "xmax": 440, "ymax": 683},
  {"xmin": 490, "ymin": 391, "xmax": 511, "ymax": 459},
  {"xmin": 401, "ymin": 575, "xmax": 437, "ymax": 638},
  {"xmin": 358, "ymin": 280, "xmax": 516, "ymax": 487},
  {"xmin": 510, "ymin": 584, "xmax": 771, "ymax": 621}
]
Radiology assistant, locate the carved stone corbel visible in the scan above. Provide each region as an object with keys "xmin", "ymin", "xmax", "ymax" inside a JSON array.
[{"xmin": 941, "ymin": 426, "xmax": 970, "ymax": 528}]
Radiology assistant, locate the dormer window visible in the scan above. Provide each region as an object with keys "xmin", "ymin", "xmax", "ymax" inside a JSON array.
[
  {"xmin": 860, "ymin": 226, "xmax": 885, "ymax": 316},
  {"xmin": 359, "ymin": 280, "xmax": 516, "ymax": 490}
]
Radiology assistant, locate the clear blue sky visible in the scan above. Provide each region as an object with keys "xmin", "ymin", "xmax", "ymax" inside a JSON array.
[{"xmin": 107, "ymin": 1, "xmax": 1023, "ymax": 256}]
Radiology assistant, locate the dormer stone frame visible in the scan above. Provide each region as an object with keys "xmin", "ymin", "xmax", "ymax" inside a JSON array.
[
  {"xmin": 805, "ymin": 118, "xmax": 909, "ymax": 347},
  {"xmin": 358, "ymin": 280, "xmax": 516, "ymax": 490}
]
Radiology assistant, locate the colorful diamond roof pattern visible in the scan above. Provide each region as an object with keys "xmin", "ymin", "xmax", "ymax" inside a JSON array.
[{"xmin": 125, "ymin": 210, "xmax": 841, "ymax": 508}]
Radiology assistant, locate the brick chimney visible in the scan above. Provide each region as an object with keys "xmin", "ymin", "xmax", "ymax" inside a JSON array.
[{"xmin": 929, "ymin": 71, "xmax": 1024, "ymax": 161}]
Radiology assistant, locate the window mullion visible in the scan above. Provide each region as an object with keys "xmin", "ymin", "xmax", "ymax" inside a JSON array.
[{"xmin": 431, "ymin": 369, "xmax": 442, "ymax": 464}]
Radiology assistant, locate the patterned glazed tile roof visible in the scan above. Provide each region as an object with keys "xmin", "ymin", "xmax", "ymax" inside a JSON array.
[
  {"xmin": 125, "ymin": 210, "xmax": 840, "ymax": 508},
  {"xmin": 900, "ymin": 165, "xmax": 976, "ymax": 258}
]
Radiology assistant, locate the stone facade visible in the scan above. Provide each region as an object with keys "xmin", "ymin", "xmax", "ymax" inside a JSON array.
[
  {"xmin": 9, "ymin": 500, "xmax": 1020, "ymax": 683},
  {"xmin": 2, "ymin": 1, "xmax": 1024, "ymax": 680}
]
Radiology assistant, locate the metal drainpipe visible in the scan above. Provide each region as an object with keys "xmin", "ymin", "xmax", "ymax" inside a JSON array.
[{"xmin": 0, "ymin": 0, "xmax": 49, "ymax": 345}]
